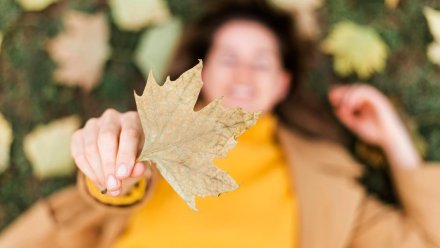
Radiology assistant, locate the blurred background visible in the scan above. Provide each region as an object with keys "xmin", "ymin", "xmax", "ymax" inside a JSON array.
[{"xmin": 1, "ymin": 0, "xmax": 440, "ymax": 230}]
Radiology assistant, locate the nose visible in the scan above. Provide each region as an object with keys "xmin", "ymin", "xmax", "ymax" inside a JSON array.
[{"xmin": 234, "ymin": 63, "xmax": 254, "ymax": 85}]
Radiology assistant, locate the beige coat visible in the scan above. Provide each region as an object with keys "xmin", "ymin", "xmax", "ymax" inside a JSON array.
[{"xmin": 1, "ymin": 126, "xmax": 440, "ymax": 248}]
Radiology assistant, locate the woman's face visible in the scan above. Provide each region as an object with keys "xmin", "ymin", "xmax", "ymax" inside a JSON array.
[{"xmin": 201, "ymin": 20, "xmax": 291, "ymax": 113}]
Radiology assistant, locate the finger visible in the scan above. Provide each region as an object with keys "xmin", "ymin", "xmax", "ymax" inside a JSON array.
[
  {"xmin": 115, "ymin": 112, "xmax": 143, "ymax": 179},
  {"xmin": 131, "ymin": 162, "xmax": 146, "ymax": 177},
  {"xmin": 71, "ymin": 130, "xmax": 101, "ymax": 187},
  {"xmin": 334, "ymin": 85, "xmax": 364, "ymax": 129},
  {"xmin": 109, "ymin": 189, "xmax": 121, "ymax": 196},
  {"xmin": 83, "ymin": 118, "xmax": 106, "ymax": 187},
  {"xmin": 328, "ymin": 84, "xmax": 351, "ymax": 109},
  {"xmin": 341, "ymin": 85, "xmax": 365, "ymax": 115},
  {"xmin": 343, "ymin": 85, "xmax": 389, "ymax": 130},
  {"xmin": 98, "ymin": 109, "xmax": 121, "ymax": 191}
]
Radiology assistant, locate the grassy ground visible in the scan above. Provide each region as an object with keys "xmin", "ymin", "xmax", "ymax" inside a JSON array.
[{"xmin": 1, "ymin": 0, "xmax": 439, "ymax": 230}]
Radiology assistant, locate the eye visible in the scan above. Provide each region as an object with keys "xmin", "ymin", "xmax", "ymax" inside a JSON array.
[
  {"xmin": 251, "ymin": 60, "xmax": 271, "ymax": 71},
  {"xmin": 217, "ymin": 54, "xmax": 236, "ymax": 66}
]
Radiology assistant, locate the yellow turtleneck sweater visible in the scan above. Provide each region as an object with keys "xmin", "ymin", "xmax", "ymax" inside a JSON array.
[{"xmin": 111, "ymin": 115, "xmax": 298, "ymax": 248}]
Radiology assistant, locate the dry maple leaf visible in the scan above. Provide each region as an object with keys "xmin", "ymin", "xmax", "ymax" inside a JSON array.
[
  {"xmin": 135, "ymin": 61, "xmax": 259, "ymax": 210},
  {"xmin": 24, "ymin": 115, "xmax": 81, "ymax": 179},
  {"xmin": 47, "ymin": 11, "xmax": 110, "ymax": 92}
]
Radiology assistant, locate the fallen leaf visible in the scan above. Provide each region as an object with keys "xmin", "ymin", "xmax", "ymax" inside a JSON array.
[
  {"xmin": 272, "ymin": 0, "xmax": 323, "ymax": 40},
  {"xmin": 135, "ymin": 19, "xmax": 182, "ymax": 83},
  {"xmin": 47, "ymin": 11, "xmax": 111, "ymax": 92},
  {"xmin": 0, "ymin": 113, "xmax": 13, "ymax": 174},
  {"xmin": 0, "ymin": 32, "xmax": 3, "ymax": 53},
  {"xmin": 427, "ymin": 42, "xmax": 440, "ymax": 66},
  {"xmin": 385, "ymin": 0, "xmax": 399, "ymax": 9},
  {"xmin": 424, "ymin": 7, "xmax": 440, "ymax": 42},
  {"xmin": 321, "ymin": 21, "xmax": 388, "ymax": 79},
  {"xmin": 109, "ymin": 0, "xmax": 171, "ymax": 31},
  {"xmin": 135, "ymin": 61, "xmax": 259, "ymax": 210},
  {"xmin": 23, "ymin": 115, "xmax": 81, "ymax": 179},
  {"xmin": 424, "ymin": 7, "xmax": 440, "ymax": 66},
  {"xmin": 16, "ymin": 0, "xmax": 58, "ymax": 11}
]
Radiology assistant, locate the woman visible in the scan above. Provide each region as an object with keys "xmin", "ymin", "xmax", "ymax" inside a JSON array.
[{"xmin": 1, "ymin": 0, "xmax": 439, "ymax": 247}]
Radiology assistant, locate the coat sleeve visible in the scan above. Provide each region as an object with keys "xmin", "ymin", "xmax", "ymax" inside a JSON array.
[
  {"xmin": 350, "ymin": 163, "xmax": 440, "ymax": 248},
  {"xmin": 0, "ymin": 170, "xmax": 156, "ymax": 248},
  {"xmin": 0, "ymin": 186, "xmax": 113, "ymax": 248}
]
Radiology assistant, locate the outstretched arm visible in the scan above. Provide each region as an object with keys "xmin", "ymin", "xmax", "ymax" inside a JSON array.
[{"xmin": 329, "ymin": 84, "xmax": 440, "ymax": 247}]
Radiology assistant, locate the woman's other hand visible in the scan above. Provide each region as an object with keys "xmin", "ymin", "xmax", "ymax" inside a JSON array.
[
  {"xmin": 71, "ymin": 109, "xmax": 146, "ymax": 196},
  {"xmin": 329, "ymin": 84, "xmax": 421, "ymax": 169}
]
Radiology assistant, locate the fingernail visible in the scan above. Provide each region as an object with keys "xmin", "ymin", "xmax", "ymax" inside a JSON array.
[
  {"xmin": 107, "ymin": 175, "xmax": 118, "ymax": 189},
  {"xmin": 116, "ymin": 164, "xmax": 128, "ymax": 177},
  {"xmin": 110, "ymin": 190, "xmax": 120, "ymax": 197},
  {"xmin": 132, "ymin": 163, "xmax": 145, "ymax": 177}
]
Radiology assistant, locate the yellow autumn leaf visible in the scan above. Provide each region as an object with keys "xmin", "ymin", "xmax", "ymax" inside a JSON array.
[
  {"xmin": 23, "ymin": 115, "xmax": 81, "ymax": 179},
  {"xmin": 273, "ymin": 0, "xmax": 322, "ymax": 9},
  {"xmin": 0, "ymin": 32, "xmax": 3, "ymax": 53},
  {"xmin": 427, "ymin": 42, "xmax": 440, "ymax": 66},
  {"xmin": 272, "ymin": 0, "xmax": 323, "ymax": 40},
  {"xmin": 0, "ymin": 113, "xmax": 13, "ymax": 174},
  {"xmin": 321, "ymin": 21, "xmax": 388, "ymax": 79},
  {"xmin": 47, "ymin": 11, "xmax": 111, "ymax": 92},
  {"xmin": 16, "ymin": 0, "xmax": 58, "ymax": 11},
  {"xmin": 135, "ymin": 61, "xmax": 259, "ymax": 210},
  {"xmin": 424, "ymin": 7, "xmax": 440, "ymax": 42},
  {"xmin": 385, "ymin": 0, "xmax": 399, "ymax": 9},
  {"xmin": 424, "ymin": 7, "xmax": 440, "ymax": 66},
  {"xmin": 110, "ymin": 0, "xmax": 171, "ymax": 31},
  {"xmin": 135, "ymin": 19, "xmax": 182, "ymax": 82}
]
